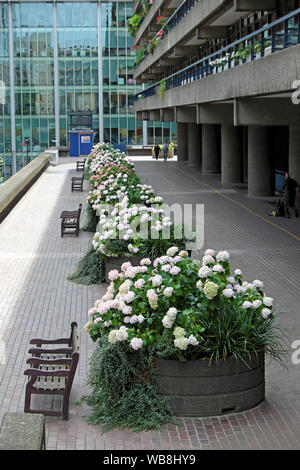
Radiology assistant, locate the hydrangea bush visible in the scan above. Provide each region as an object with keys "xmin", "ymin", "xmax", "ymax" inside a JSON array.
[
  {"xmin": 84, "ymin": 143, "xmax": 190, "ymax": 260},
  {"xmin": 85, "ymin": 247, "xmax": 283, "ymax": 363}
]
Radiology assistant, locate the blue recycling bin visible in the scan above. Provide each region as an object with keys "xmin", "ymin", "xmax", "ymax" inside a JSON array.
[{"xmin": 69, "ymin": 130, "xmax": 94, "ymax": 157}]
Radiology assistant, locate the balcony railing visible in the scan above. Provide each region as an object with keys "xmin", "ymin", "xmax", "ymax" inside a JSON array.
[{"xmin": 135, "ymin": 8, "xmax": 300, "ymax": 101}]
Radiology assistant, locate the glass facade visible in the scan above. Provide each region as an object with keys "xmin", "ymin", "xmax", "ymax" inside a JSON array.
[
  {"xmin": 0, "ymin": 3, "xmax": 10, "ymax": 180},
  {"xmin": 0, "ymin": 1, "xmax": 176, "ymax": 182}
]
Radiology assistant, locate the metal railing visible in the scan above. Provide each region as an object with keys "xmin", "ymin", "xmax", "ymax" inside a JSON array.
[{"xmin": 135, "ymin": 8, "xmax": 300, "ymax": 101}]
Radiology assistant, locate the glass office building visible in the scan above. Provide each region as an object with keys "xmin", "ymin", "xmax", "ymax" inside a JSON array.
[{"xmin": 0, "ymin": 1, "xmax": 176, "ymax": 181}]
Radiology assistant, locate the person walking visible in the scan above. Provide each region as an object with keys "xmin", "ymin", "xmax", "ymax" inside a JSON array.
[
  {"xmin": 163, "ymin": 141, "xmax": 168, "ymax": 162},
  {"xmin": 154, "ymin": 143, "xmax": 160, "ymax": 160},
  {"xmin": 282, "ymin": 173, "xmax": 299, "ymax": 218}
]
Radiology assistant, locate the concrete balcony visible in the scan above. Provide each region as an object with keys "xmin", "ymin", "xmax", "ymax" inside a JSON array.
[
  {"xmin": 134, "ymin": 0, "xmax": 277, "ymax": 81},
  {"xmin": 135, "ymin": 44, "xmax": 300, "ymax": 126},
  {"xmin": 134, "ymin": 0, "xmax": 228, "ymax": 80},
  {"xmin": 135, "ymin": 0, "xmax": 181, "ymax": 42}
]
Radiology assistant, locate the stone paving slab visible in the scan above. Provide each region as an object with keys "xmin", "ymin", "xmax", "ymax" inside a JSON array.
[{"xmin": 0, "ymin": 158, "xmax": 299, "ymax": 450}]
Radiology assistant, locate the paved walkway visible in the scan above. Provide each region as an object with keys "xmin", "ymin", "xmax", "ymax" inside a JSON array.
[{"xmin": 0, "ymin": 158, "xmax": 299, "ymax": 450}]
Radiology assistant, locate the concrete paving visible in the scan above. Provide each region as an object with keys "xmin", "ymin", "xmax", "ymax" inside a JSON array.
[{"xmin": 0, "ymin": 157, "xmax": 299, "ymax": 450}]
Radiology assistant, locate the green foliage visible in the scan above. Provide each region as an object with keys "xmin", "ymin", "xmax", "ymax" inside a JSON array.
[
  {"xmin": 148, "ymin": 37, "xmax": 160, "ymax": 54},
  {"xmin": 158, "ymin": 79, "xmax": 166, "ymax": 99},
  {"xmin": 197, "ymin": 301, "xmax": 287, "ymax": 366},
  {"xmin": 128, "ymin": 14, "xmax": 142, "ymax": 37},
  {"xmin": 67, "ymin": 245, "xmax": 105, "ymax": 285},
  {"xmin": 81, "ymin": 203, "xmax": 99, "ymax": 233},
  {"xmin": 82, "ymin": 337, "xmax": 173, "ymax": 432},
  {"xmin": 136, "ymin": 47, "xmax": 146, "ymax": 65},
  {"xmin": 138, "ymin": 237, "xmax": 186, "ymax": 260}
]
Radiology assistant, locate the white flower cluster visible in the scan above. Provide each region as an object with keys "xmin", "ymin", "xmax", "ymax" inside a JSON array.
[
  {"xmin": 173, "ymin": 327, "xmax": 199, "ymax": 351},
  {"xmin": 196, "ymin": 248, "xmax": 274, "ymax": 319},
  {"xmin": 92, "ymin": 196, "xmax": 172, "ymax": 258}
]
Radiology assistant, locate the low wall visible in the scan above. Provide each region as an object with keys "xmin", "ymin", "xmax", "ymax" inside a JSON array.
[{"xmin": 0, "ymin": 153, "xmax": 51, "ymax": 223}]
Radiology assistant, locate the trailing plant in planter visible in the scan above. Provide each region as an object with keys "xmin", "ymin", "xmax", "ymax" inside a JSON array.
[
  {"xmin": 158, "ymin": 79, "xmax": 166, "ymax": 98},
  {"xmin": 135, "ymin": 46, "xmax": 147, "ymax": 65},
  {"xmin": 67, "ymin": 244, "xmax": 105, "ymax": 285},
  {"xmin": 128, "ymin": 14, "xmax": 142, "ymax": 37},
  {"xmin": 82, "ymin": 336, "xmax": 173, "ymax": 432},
  {"xmin": 84, "ymin": 247, "xmax": 285, "ymax": 428}
]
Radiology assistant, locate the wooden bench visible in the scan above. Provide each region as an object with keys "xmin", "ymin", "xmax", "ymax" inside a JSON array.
[
  {"xmin": 0, "ymin": 413, "xmax": 46, "ymax": 450},
  {"xmin": 71, "ymin": 175, "xmax": 84, "ymax": 191},
  {"xmin": 24, "ymin": 322, "xmax": 79, "ymax": 420},
  {"xmin": 76, "ymin": 160, "xmax": 86, "ymax": 171},
  {"xmin": 60, "ymin": 203, "xmax": 82, "ymax": 237}
]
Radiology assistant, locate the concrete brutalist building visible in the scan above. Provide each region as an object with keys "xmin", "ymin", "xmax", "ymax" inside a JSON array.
[{"xmin": 133, "ymin": 0, "xmax": 300, "ymax": 197}]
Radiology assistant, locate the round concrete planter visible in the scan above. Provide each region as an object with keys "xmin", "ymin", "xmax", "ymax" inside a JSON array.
[
  {"xmin": 105, "ymin": 255, "xmax": 142, "ymax": 283},
  {"xmin": 154, "ymin": 353, "xmax": 265, "ymax": 417}
]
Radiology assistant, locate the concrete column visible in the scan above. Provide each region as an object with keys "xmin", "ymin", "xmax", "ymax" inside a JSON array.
[
  {"xmin": 289, "ymin": 125, "xmax": 300, "ymax": 213},
  {"xmin": 188, "ymin": 123, "xmax": 202, "ymax": 167},
  {"xmin": 289, "ymin": 125, "xmax": 300, "ymax": 184},
  {"xmin": 221, "ymin": 125, "xmax": 243, "ymax": 184},
  {"xmin": 202, "ymin": 124, "xmax": 220, "ymax": 173},
  {"xmin": 177, "ymin": 123, "xmax": 188, "ymax": 161},
  {"xmin": 142, "ymin": 120, "xmax": 148, "ymax": 145},
  {"xmin": 248, "ymin": 126, "xmax": 273, "ymax": 197}
]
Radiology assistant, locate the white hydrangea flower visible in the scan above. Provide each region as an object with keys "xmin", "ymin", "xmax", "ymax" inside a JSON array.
[
  {"xmin": 223, "ymin": 288, "xmax": 234, "ymax": 298},
  {"xmin": 152, "ymin": 274, "xmax": 163, "ymax": 287},
  {"xmin": 198, "ymin": 266, "xmax": 212, "ymax": 278},
  {"xmin": 170, "ymin": 266, "xmax": 181, "ymax": 275},
  {"xmin": 173, "ymin": 327, "xmax": 185, "ymax": 339},
  {"xmin": 262, "ymin": 308, "xmax": 272, "ymax": 318},
  {"xmin": 216, "ymin": 251, "xmax": 230, "ymax": 262},
  {"xmin": 179, "ymin": 250, "xmax": 189, "ymax": 258},
  {"xmin": 202, "ymin": 255, "xmax": 215, "ymax": 265},
  {"xmin": 134, "ymin": 278, "xmax": 145, "ymax": 289},
  {"xmin": 213, "ymin": 264, "xmax": 225, "ymax": 273},
  {"xmin": 122, "ymin": 306, "xmax": 132, "ymax": 316},
  {"xmin": 124, "ymin": 291, "xmax": 135, "ymax": 303},
  {"xmin": 174, "ymin": 337, "xmax": 190, "ymax": 351},
  {"xmin": 263, "ymin": 297, "xmax": 273, "ymax": 307},
  {"xmin": 166, "ymin": 246, "xmax": 179, "ymax": 257},
  {"xmin": 162, "ymin": 315, "xmax": 174, "ymax": 329},
  {"xmin": 203, "ymin": 281, "xmax": 219, "ymax": 300},
  {"xmin": 252, "ymin": 300, "xmax": 262, "ymax": 309},
  {"xmin": 116, "ymin": 327, "xmax": 128, "ymax": 341},
  {"xmin": 163, "ymin": 287, "xmax": 173, "ymax": 297},
  {"xmin": 252, "ymin": 280, "xmax": 264, "ymax": 289},
  {"xmin": 205, "ymin": 249, "xmax": 215, "ymax": 257},
  {"xmin": 130, "ymin": 338, "xmax": 143, "ymax": 350},
  {"xmin": 188, "ymin": 335, "xmax": 199, "ymax": 346},
  {"xmin": 108, "ymin": 330, "xmax": 118, "ymax": 344},
  {"xmin": 234, "ymin": 269, "xmax": 242, "ymax": 276},
  {"xmin": 242, "ymin": 301, "xmax": 252, "ymax": 309},
  {"xmin": 166, "ymin": 307, "xmax": 177, "ymax": 319}
]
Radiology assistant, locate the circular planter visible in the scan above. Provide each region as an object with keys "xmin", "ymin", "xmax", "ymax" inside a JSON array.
[
  {"xmin": 154, "ymin": 353, "xmax": 265, "ymax": 417},
  {"xmin": 105, "ymin": 255, "xmax": 142, "ymax": 283}
]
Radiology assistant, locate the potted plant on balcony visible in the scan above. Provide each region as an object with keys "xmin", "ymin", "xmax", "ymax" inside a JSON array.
[
  {"xmin": 254, "ymin": 42, "xmax": 261, "ymax": 59},
  {"xmin": 264, "ymin": 40, "xmax": 272, "ymax": 56},
  {"xmin": 128, "ymin": 14, "xmax": 142, "ymax": 37},
  {"xmin": 158, "ymin": 79, "xmax": 166, "ymax": 98},
  {"xmin": 83, "ymin": 248, "xmax": 285, "ymax": 430}
]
